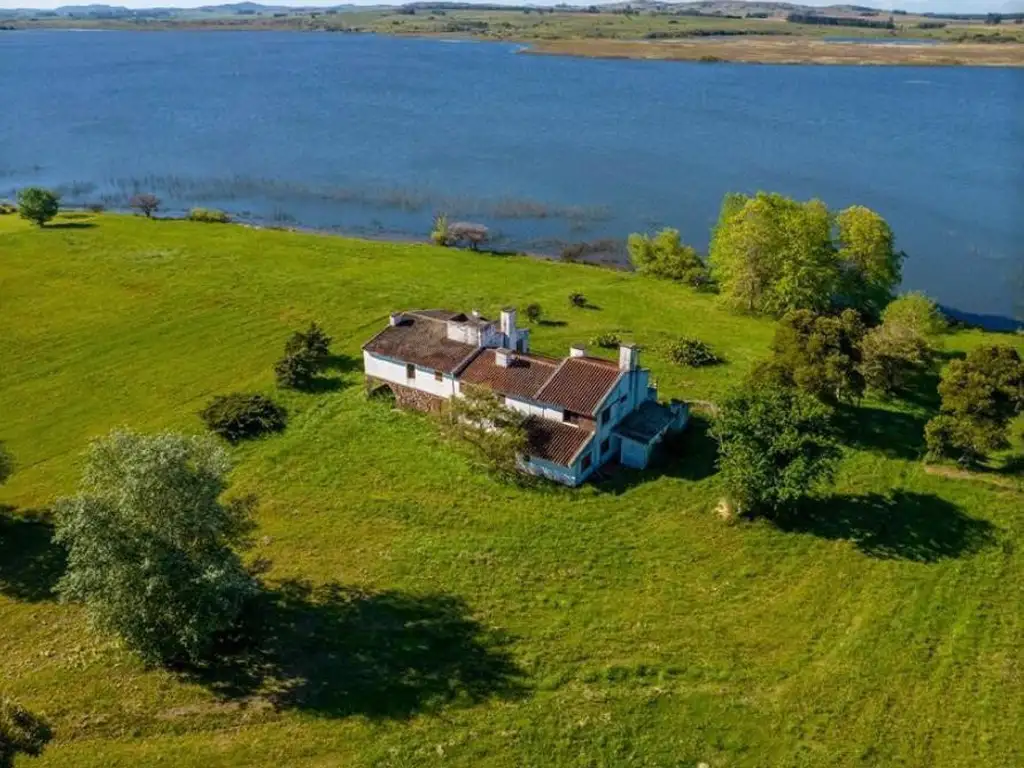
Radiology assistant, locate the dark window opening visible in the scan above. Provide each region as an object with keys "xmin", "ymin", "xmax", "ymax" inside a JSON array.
[
  {"xmin": 581, "ymin": 455, "xmax": 592, "ymax": 471},
  {"xmin": 406, "ymin": 363, "xmax": 416, "ymax": 379},
  {"xmin": 600, "ymin": 438, "xmax": 610, "ymax": 455},
  {"xmin": 599, "ymin": 406, "xmax": 611, "ymax": 426},
  {"xmin": 434, "ymin": 369, "xmax": 443, "ymax": 382}
]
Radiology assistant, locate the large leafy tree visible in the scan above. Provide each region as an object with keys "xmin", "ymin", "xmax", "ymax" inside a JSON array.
[
  {"xmin": 771, "ymin": 309, "xmax": 866, "ymax": 404},
  {"xmin": 925, "ymin": 345, "xmax": 1024, "ymax": 465},
  {"xmin": 627, "ymin": 228, "xmax": 707, "ymax": 285},
  {"xmin": 708, "ymin": 192, "xmax": 837, "ymax": 315},
  {"xmin": 444, "ymin": 387, "xmax": 527, "ymax": 478},
  {"xmin": 54, "ymin": 429, "xmax": 257, "ymax": 665},
  {"xmin": 835, "ymin": 205, "xmax": 904, "ymax": 319},
  {"xmin": 0, "ymin": 698, "xmax": 52, "ymax": 768},
  {"xmin": 16, "ymin": 187, "xmax": 60, "ymax": 228},
  {"xmin": 712, "ymin": 382, "xmax": 841, "ymax": 517},
  {"xmin": 860, "ymin": 292, "xmax": 945, "ymax": 396}
]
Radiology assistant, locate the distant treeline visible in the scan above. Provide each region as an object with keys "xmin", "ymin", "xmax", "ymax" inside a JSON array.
[{"xmin": 786, "ymin": 13, "xmax": 896, "ymax": 30}]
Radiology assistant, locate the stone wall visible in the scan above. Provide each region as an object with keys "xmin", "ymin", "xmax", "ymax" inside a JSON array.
[{"xmin": 366, "ymin": 376, "xmax": 444, "ymax": 413}]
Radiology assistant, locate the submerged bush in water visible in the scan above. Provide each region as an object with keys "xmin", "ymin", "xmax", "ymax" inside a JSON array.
[{"xmin": 187, "ymin": 207, "xmax": 231, "ymax": 223}]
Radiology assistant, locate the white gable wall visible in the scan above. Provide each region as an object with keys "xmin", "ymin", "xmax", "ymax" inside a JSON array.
[{"xmin": 363, "ymin": 351, "xmax": 459, "ymax": 398}]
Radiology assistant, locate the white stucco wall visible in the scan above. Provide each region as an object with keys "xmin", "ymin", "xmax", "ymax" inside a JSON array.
[{"xmin": 363, "ymin": 351, "xmax": 459, "ymax": 398}]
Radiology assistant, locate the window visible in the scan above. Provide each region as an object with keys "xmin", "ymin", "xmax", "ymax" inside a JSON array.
[
  {"xmin": 434, "ymin": 369, "xmax": 443, "ymax": 382},
  {"xmin": 599, "ymin": 406, "xmax": 611, "ymax": 426},
  {"xmin": 581, "ymin": 455, "xmax": 592, "ymax": 471},
  {"xmin": 406, "ymin": 363, "xmax": 415, "ymax": 379},
  {"xmin": 600, "ymin": 438, "xmax": 610, "ymax": 455}
]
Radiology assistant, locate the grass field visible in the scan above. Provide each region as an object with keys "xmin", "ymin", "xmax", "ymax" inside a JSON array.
[{"xmin": 1, "ymin": 212, "xmax": 1023, "ymax": 767}]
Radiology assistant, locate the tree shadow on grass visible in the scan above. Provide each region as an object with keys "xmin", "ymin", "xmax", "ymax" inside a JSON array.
[
  {"xmin": 775, "ymin": 491, "xmax": 995, "ymax": 563},
  {"xmin": 595, "ymin": 413, "xmax": 718, "ymax": 495},
  {"xmin": 323, "ymin": 353, "xmax": 359, "ymax": 374},
  {"xmin": 834, "ymin": 404, "xmax": 929, "ymax": 460},
  {"xmin": 537, "ymin": 319, "xmax": 568, "ymax": 328},
  {"xmin": 44, "ymin": 221, "xmax": 96, "ymax": 230},
  {"xmin": 296, "ymin": 376, "xmax": 347, "ymax": 394},
  {"xmin": 0, "ymin": 506, "xmax": 66, "ymax": 602},
  {"xmin": 184, "ymin": 580, "xmax": 526, "ymax": 719}
]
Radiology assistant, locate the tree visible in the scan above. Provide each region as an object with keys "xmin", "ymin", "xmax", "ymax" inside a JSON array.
[
  {"xmin": 129, "ymin": 193, "xmax": 160, "ymax": 218},
  {"xmin": 771, "ymin": 309, "xmax": 866, "ymax": 404},
  {"xmin": 0, "ymin": 698, "xmax": 52, "ymax": 768},
  {"xmin": 925, "ymin": 345, "xmax": 1024, "ymax": 465},
  {"xmin": 430, "ymin": 213, "xmax": 450, "ymax": 246},
  {"xmin": 712, "ymin": 382, "xmax": 841, "ymax": 516},
  {"xmin": 444, "ymin": 387, "xmax": 527, "ymax": 477},
  {"xmin": 859, "ymin": 292, "xmax": 945, "ymax": 396},
  {"xmin": 16, "ymin": 187, "xmax": 59, "ymax": 227},
  {"xmin": 200, "ymin": 393, "xmax": 287, "ymax": 443},
  {"xmin": 274, "ymin": 350, "xmax": 318, "ymax": 390},
  {"xmin": 524, "ymin": 303, "xmax": 543, "ymax": 324},
  {"xmin": 708, "ymin": 192, "xmax": 837, "ymax": 315},
  {"xmin": 284, "ymin": 322, "xmax": 332, "ymax": 364},
  {"xmin": 835, "ymin": 205, "xmax": 903, "ymax": 319},
  {"xmin": 447, "ymin": 222, "xmax": 489, "ymax": 251},
  {"xmin": 53, "ymin": 429, "xmax": 257, "ymax": 665},
  {"xmin": 627, "ymin": 228, "xmax": 707, "ymax": 285},
  {"xmin": 568, "ymin": 292, "xmax": 587, "ymax": 308}
]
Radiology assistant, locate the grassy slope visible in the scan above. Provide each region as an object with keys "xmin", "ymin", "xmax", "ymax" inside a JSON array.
[{"xmin": 1, "ymin": 212, "xmax": 1022, "ymax": 767}]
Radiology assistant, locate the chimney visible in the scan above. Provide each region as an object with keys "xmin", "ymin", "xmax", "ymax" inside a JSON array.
[
  {"xmin": 618, "ymin": 343, "xmax": 638, "ymax": 371},
  {"xmin": 495, "ymin": 348, "xmax": 513, "ymax": 368},
  {"xmin": 500, "ymin": 307, "xmax": 516, "ymax": 338},
  {"xmin": 389, "ymin": 312, "xmax": 402, "ymax": 327},
  {"xmin": 570, "ymin": 344, "xmax": 586, "ymax": 358}
]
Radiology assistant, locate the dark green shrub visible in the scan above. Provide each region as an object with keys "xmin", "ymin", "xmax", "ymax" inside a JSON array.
[
  {"xmin": 284, "ymin": 322, "xmax": 332, "ymax": 363},
  {"xmin": 200, "ymin": 394, "xmax": 287, "ymax": 443},
  {"xmin": 17, "ymin": 187, "xmax": 60, "ymax": 227},
  {"xmin": 187, "ymin": 207, "xmax": 231, "ymax": 224},
  {"xmin": 275, "ymin": 350, "xmax": 318, "ymax": 390},
  {"xmin": 524, "ymin": 303, "xmax": 543, "ymax": 323},
  {"xmin": 667, "ymin": 337, "xmax": 721, "ymax": 367},
  {"xmin": 590, "ymin": 332, "xmax": 621, "ymax": 349},
  {"xmin": 0, "ymin": 200, "xmax": 16, "ymax": 215},
  {"xmin": 568, "ymin": 292, "xmax": 587, "ymax": 308}
]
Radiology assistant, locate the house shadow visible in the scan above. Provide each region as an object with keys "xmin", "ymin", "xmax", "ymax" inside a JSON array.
[
  {"xmin": 595, "ymin": 413, "xmax": 718, "ymax": 495},
  {"xmin": 774, "ymin": 491, "xmax": 995, "ymax": 563},
  {"xmin": 0, "ymin": 506, "xmax": 66, "ymax": 602},
  {"xmin": 183, "ymin": 580, "xmax": 526, "ymax": 719},
  {"xmin": 834, "ymin": 404, "xmax": 928, "ymax": 460}
]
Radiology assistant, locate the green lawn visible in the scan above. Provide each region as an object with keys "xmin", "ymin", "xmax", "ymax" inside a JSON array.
[{"xmin": 1, "ymin": 212, "xmax": 1022, "ymax": 767}]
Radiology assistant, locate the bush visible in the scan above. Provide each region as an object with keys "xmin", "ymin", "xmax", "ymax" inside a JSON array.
[
  {"xmin": 628, "ymin": 228, "xmax": 707, "ymax": 284},
  {"xmin": 275, "ymin": 350, "xmax": 318, "ymax": 390},
  {"xmin": 187, "ymin": 207, "xmax": 231, "ymax": 223},
  {"xmin": 85, "ymin": 202, "xmax": 105, "ymax": 213},
  {"xmin": 0, "ymin": 200, "xmax": 16, "ymax": 215},
  {"xmin": 430, "ymin": 213, "xmax": 450, "ymax": 246},
  {"xmin": 568, "ymin": 292, "xmax": 587, "ymax": 308},
  {"xmin": 284, "ymin": 321, "xmax": 332, "ymax": 363},
  {"xmin": 200, "ymin": 393, "xmax": 287, "ymax": 443},
  {"xmin": 524, "ymin": 303, "xmax": 543, "ymax": 323},
  {"xmin": 447, "ymin": 221, "xmax": 489, "ymax": 251},
  {"xmin": 17, "ymin": 187, "xmax": 60, "ymax": 227},
  {"xmin": 590, "ymin": 332, "xmax": 621, "ymax": 349},
  {"xmin": 667, "ymin": 337, "xmax": 720, "ymax": 367}
]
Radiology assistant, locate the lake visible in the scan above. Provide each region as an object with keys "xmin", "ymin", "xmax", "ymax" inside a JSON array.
[{"xmin": 1, "ymin": 30, "xmax": 1021, "ymax": 322}]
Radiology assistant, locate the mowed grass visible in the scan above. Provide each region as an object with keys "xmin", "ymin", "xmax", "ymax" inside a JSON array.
[{"xmin": 1, "ymin": 212, "xmax": 1023, "ymax": 768}]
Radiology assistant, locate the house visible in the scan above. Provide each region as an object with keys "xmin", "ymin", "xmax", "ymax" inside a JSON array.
[{"xmin": 362, "ymin": 308, "xmax": 689, "ymax": 486}]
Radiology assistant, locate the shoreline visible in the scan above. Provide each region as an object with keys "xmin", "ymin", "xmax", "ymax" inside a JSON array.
[
  {"xmin": 5, "ymin": 25, "xmax": 1024, "ymax": 67},
  {"xmin": 524, "ymin": 37, "xmax": 1024, "ymax": 68}
]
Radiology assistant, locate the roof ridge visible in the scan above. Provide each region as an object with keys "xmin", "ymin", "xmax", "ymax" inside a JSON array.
[{"xmin": 533, "ymin": 356, "xmax": 571, "ymax": 400}]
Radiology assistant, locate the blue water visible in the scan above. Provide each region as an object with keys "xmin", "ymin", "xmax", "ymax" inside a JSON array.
[{"xmin": 1, "ymin": 30, "xmax": 1021, "ymax": 320}]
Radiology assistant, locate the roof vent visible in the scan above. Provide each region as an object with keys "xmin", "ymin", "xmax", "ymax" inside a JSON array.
[{"xmin": 569, "ymin": 344, "xmax": 586, "ymax": 358}]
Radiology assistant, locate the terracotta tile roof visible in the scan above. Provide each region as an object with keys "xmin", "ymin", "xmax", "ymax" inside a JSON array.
[
  {"xmin": 362, "ymin": 312, "xmax": 479, "ymax": 374},
  {"xmin": 525, "ymin": 417, "xmax": 593, "ymax": 466},
  {"xmin": 459, "ymin": 350, "xmax": 561, "ymax": 401},
  {"xmin": 535, "ymin": 357, "xmax": 622, "ymax": 416}
]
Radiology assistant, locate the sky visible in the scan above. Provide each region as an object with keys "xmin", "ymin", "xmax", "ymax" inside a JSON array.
[{"xmin": 1, "ymin": 0, "xmax": 1019, "ymax": 15}]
